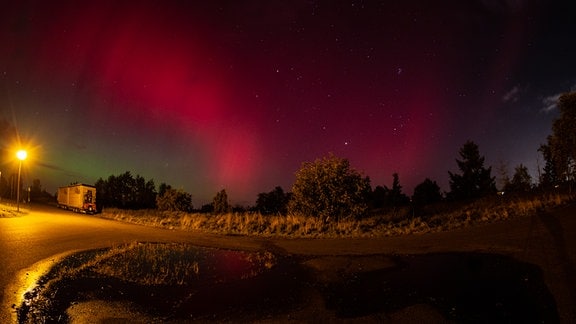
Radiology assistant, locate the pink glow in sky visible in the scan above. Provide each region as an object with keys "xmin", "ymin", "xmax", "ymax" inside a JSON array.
[
  {"xmin": 1, "ymin": 1, "xmax": 575, "ymax": 204},
  {"xmin": 24, "ymin": 2, "xmax": 264, "ymax": 199}
]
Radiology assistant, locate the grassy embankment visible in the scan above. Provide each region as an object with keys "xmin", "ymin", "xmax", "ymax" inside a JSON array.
[{"xmin": 99, "ymin": 191, "xmax": 573, "ymax": 238}]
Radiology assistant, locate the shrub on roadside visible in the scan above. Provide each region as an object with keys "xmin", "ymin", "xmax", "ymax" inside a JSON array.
[
  {"xmin": 288, "ymin": 154, "xmax": 371, "ymax": 221},
  {"xmin": 156, "ymin": 188, "xmax": 193, "ymax": 212}
]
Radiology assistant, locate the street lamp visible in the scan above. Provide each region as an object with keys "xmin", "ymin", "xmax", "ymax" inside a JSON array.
[{"xmin": 16, "ymin": 150, "xmax": 27, "ymax": 212}]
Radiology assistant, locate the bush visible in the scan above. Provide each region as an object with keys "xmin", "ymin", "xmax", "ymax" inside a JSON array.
[
  {"xmin": 288, "ymin": 154, "xmax": 371, "ymax": 220},
  {"xmin": 256, "ymin": 186, "xmax": 290, "ymax": 215},
  {"xmin": 156, "ymin": 188, "xmax": 193, "ymax": 212}
]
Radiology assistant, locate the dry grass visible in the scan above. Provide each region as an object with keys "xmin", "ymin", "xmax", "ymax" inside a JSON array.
[
  {"xmin": 34, "ymin": 242, "xmax": 277, "ymax": 288},
  {"xmin": 99, "ymin": 192, "xmax": 574, "ymax": 238},
  {"xmin": 0, "ymin": 202, "xmax": 29, "ymax": 217},
  {"xmin": 91, "ymin": 242, "xmax": 202, "ymax": 285}
]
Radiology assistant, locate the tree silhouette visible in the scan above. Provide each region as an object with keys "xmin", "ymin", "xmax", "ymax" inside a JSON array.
[
  {"xmin": 448, "ymin": 140, "xmax": 496, "ymax": 200},
  {"xmin": 158, "ymin": 183, "xmax": 171, "ymax": 198},
  {"xmin": 538, "ymin": 144, "xmax": 558, "ymax": 188},
  {"xmin": 200, "ymin": 203, "xmax": 214, "ymax": 213},
  {"xmin": 94, "ymin": 178, "xmax": 107, "ymax": 211},
  {"xmin": 143, "ymin": 179, "xmax": 157, "ymax": 209},
  {"xmin": 256, "ymin": 186, "xmax": 290, "ymax": 215},
  {"xmin": 213, "ymin": 189, "xmax": 230, "ymax": 214},
  {"xmin": 95, "ymin": 172, "xmax": 158, "ymax": 209},
  {"xmin": 30, "ymin": 179, "xmax": 42, "ymax": 199},
  {"xmin": 369, "ymin": 185, "xmax": 388, "ymax": 209},
  {"xmin": 389, "ymin": 173, "xmax": 410, "ymax": 206},
  {"xmin": 505, "ymin": 164, "xmax": 532, "ymax": 193},
  {"xmin": 156, "ymin": 188, "xmax": 193, "ymax": 212},
  {"xmin": 545, "ymin": 92, "xmax": 576, "ymax": 186},
  {"xmin": 289, "ymin": 154, "xmax": 371, "ymax": 220},
  {"xmin": 412, "ymin": 178, "xmax": 442, "ymax": 206}
]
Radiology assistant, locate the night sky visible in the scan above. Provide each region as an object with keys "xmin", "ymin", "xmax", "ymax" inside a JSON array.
[{"xmin": 1, "ymin": 1, "xmax": 575, "ymax": 205}]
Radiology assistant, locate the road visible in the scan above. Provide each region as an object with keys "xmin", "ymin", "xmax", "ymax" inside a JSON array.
[
  {"xmin": 0, "ymin": 204, "xmax": 265, "ymax": 323},
  {"xmin": 1, "ymin": 203, "xmax": 575, "ymax": 322}
]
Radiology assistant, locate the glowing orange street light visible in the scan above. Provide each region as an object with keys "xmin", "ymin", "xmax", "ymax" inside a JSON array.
[{"xmin": 16, "ymin": 150, "xmax": 27, "ymax": 212}]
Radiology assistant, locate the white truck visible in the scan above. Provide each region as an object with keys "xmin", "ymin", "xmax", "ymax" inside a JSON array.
[{"xmin": 57, "ymin": 184, "xmax": 97, "ymax": 214}]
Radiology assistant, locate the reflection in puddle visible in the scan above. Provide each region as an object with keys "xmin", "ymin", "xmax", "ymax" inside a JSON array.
[
  {"xmin": 15, "ymin": 245, "xmax": 558, "ymax": 323},
  {"xmin": 16, "ymin": 243, "xmax": 301, "ymax": 323},
  {"xmin": 90, "ymin": 242, "xmax": 276, "ymax": 286},
  {"xmin": 319, "ymin": 253, "xmax": 558, "ymax": 322}
]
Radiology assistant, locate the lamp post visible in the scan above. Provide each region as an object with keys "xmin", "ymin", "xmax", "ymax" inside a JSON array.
[{"xmin": 16, "ymin": 150, "xmax": 27, "ymax": 212}]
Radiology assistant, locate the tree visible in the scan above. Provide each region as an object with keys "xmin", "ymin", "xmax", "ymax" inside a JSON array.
[
  {"xmin": 256, "ymin": 186, "xmax": 290, "ymax": 215},
  {"xmin": 30, "ymin": 179, "xmax": 42, "ymax": 199},
  {"xmin": 143, "ymin": 179, "xmax": 158, "ymax": 209},
  {"xmin": 117, "ymin": 171, "xmax": 136, "ymax": 208},
  {"xmin": 0, "ymin": 173, "xmax": 8, "ymax": 200},
  {"xmin": 200, "ymin": 203, "xmax": 214, "ymax": 213},
  {"xmin": 213, "ymin": 189, "xmax": 230, "ymax": 214},
  {"xmin": 156, "ymin": 188, "xmax": 193, "ymax": 212},
  {"xmin": 158, "ymin": 183, "xmax": 171, "ymax": 198},
  {"xmin": 412, "ymin": 178, "xmax": 442, "ymax": 206},
  {"xmin": 389, "ymin": 173, "xmax": 410, "ymax": 206},
  {"xmin": 94, "ymin": 178, "xmax": 107, "ymax": 211},
  {"xmin": 538, "ymin": 144, "xmax": 558, "ymax": 188},
  {"xmin": 545, "ymin": 92, "xmax": 576, "ymax": 185},
  {"xmin": 505, "ymin": 164, "xmax": 532, "ymax": 193},
  {"xmin": 288, "ymin": 154, "xmax": 371, "ymax": 220},
  {"xmin": 95, "ymin": 172, "xmax": 158, "ymax": 209},
  {"xmin": 448, "ymin": 140, "xmax": 496, "ymax": 200},
  {"xmin": 369, "ymin": 185, "xmax": 388, "ymax": 209}
]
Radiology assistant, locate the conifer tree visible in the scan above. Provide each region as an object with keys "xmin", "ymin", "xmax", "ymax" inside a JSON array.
[{"xmin": 448, "ymin": 140, "xmax": 496, "ymax": 200}]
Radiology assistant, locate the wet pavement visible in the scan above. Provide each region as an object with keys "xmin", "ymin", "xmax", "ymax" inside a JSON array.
[{"xmin": 16, "ymin": 245, "xmax": 558, "ymax": 323}]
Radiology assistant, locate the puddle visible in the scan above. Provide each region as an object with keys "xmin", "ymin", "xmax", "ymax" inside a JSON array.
[
  {"xmin": 15, "ymin": 243, "xmax": 304, "ymax": 323},
  {"xmin": 14, "ymin": 246, "xmax": 558, "ymax": 323},
  {"xmin": 318, "ymin": 253, "xmax": 558, "ymax": 322}
]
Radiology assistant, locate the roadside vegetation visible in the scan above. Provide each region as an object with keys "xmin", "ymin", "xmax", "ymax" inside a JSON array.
[{"xmin": 99, "ymin": 190, "xmax": 572, "ymax": 238}]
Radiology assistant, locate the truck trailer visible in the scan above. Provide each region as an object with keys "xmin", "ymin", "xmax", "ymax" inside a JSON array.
[{"xmin": 57, "ymin": 184, "xmax": 97, "ymax": 214}]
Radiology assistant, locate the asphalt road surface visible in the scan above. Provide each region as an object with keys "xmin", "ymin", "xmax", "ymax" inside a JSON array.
[
  {"xmin": 0, "ymin": 204, "xmax": 266, "ymax": 323},
  {"xmin": 1, "ymin": 203, "xmax": 575, "ymax": 322}
]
